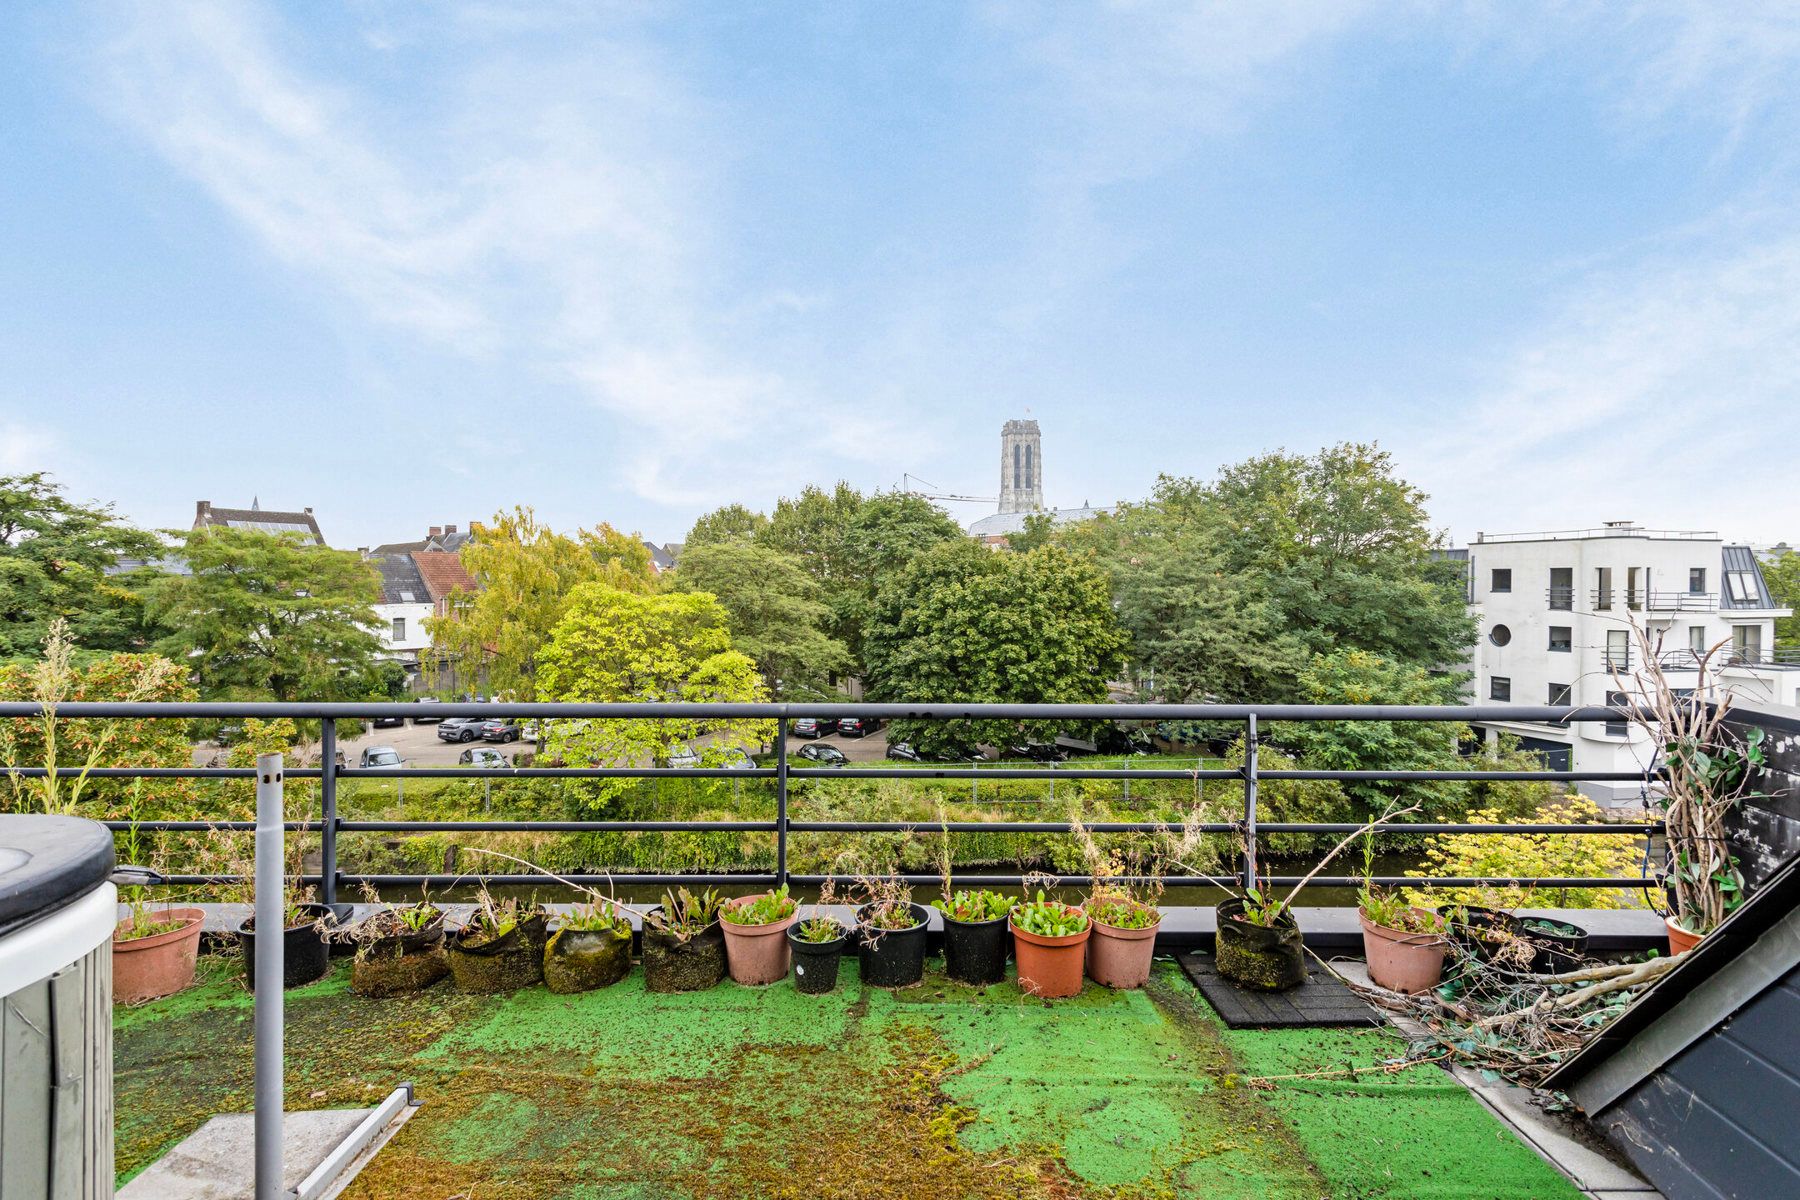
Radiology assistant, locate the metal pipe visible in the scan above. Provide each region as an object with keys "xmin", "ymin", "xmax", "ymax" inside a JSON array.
[
  {"xmin": 1243, "ymin": 712, "xmax": 1259, "ymax": 891},
  {"xmin": 253, "ymin": 752, "xmax": 284, "ymax": 1200},
  {"xmin": 320, "ymin": 721, "xmax": 338, "ymax": 908},
  {"xmin": 774, "ymin": 720, "xmax": 789, "ymax": 885}
]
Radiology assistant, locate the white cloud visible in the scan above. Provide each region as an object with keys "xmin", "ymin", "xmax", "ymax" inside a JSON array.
[{"xmin": 0, "ymin": 419, "xmax": 58, "ymax": 473}]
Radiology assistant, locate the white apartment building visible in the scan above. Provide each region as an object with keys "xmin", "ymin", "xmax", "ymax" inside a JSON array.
[
  {"xmin": 369, "ymin": 553, "xmax": 434, "ymax": 675},
  {"xmin": 1458, "ymin": 522, "xmax": 1796, "ymax": 807}
]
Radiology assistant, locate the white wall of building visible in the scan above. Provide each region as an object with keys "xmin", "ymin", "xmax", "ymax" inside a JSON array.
[{"xmin": 372, "ymin": 601, "xmax": 434, "ymax": 662}]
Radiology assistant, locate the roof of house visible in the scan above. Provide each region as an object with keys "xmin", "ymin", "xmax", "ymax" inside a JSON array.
[
  {"xmin": 967, "ymin": 505, "xmax": 1112, "ymax": 539},
  {"xmin": 372, "ymin": 554, "xmax": 430, "ymax": 606},
  {"xmin": 194, "ymin": 499, "xmax": 322, "ymax": 545},
  {"xmin": 413, "ymin": 550, "xmax": 477, "ymax": 602},
  {"xmin": 372, "ymin": 525, "xmax": 473, "ymax": 555},
  {"xmin": 644, "ymin": 541, "xmax": 677, "ymax": 571},
  {"xmin": 1722, "ymin": 544, "xmax": 1780, "ymax": 610}
]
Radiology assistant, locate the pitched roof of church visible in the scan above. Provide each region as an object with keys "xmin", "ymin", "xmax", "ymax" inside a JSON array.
[
  {"xmin": 193, "ymin": 499, "xmax": 323, "ymax": 545},
  {"xmin": 966, "ymin": 505, "xmax": 1112, "ymax": 540}
]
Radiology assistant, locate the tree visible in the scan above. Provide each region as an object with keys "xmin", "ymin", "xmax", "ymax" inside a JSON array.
[
  {"xmin": 684, "ymin": 503, "xmax": 768, "ymax": 548},
  {"xmin": 834, "ymin": 492, "xmax": 963, "ymax": 666},
  {"xmin": 536, "ymin": 585, "xmax": 772, "ymax": 812},
  {"xmin": 671, "ymin": 542, "xmax": 849, "ymax": 695},
  {"xmin": 146, "ymin": 527, "xmax": 386, "ymax": 701},
  {"xmin": 864, "ymin": 540, "xmax": 1126, "ymax": 757},
  {"xmin": 0, "ymin": 473, "xmax": 163, "ymax": 658},
  {"xmin": 425, "ymin": 507, "xmax": 657, "ymax": 699},
  {"xmin": 1765, "ymin": 549, "xmax": 1800, "ymax": 651}
]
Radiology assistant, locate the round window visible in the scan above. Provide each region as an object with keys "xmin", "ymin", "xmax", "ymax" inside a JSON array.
[{"xmin": 1489, "ymin": 624, "xmax": 1512, "ymax": 647}]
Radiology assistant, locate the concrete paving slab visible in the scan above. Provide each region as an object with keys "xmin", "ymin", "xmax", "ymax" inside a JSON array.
[{"xmin": 118, "ymin": 1105, "xmax": 413, "ymax": 1200}]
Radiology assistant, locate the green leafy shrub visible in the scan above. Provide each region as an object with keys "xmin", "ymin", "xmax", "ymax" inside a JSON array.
[
  {"xmin": 722, "ymin": 884, "xmax": 797, "ymax": 926},
  {"xmin": 931, "ymin": 889, "xmax": 1013, "ymax": 923},
  {"xmin": 1012, "ymin": 893, "xmax": 1089, "ymax": 937}
]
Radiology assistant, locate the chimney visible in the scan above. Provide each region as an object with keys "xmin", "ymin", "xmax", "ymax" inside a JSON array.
[
  {"xmin": 304, "ymin": 507, "xmax": 313, "ymax": 515},
  {"xmin": 196, "ymin": 500, "xmax": 211, "ymax": 522},
  {"xmin": 357, "ymin": 546, "xmax": 369, "ymax": 558},
  {"xmin": 429, "ymin": 526, "xmax": 443, "ymax": 538},
  {"xmin": 445, "ymin": 524, "xmax": 457, "ymax": 534}
]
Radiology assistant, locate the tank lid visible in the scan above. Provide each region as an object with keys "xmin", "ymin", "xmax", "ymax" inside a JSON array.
[{"xmin": 0, "ymin": 815, "xmax": 116, "ymax": 930}]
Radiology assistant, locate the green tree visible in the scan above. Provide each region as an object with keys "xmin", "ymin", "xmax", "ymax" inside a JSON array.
[
  {"xmin": 0, "ymin": 473, "xmax": 163, "ymax": 658},
  {"xmin": 864, "ymin": 541, "xmax": 1126, "ymax": 757},
  {"xmin": 1765, "ymin": 549, "xmax": 1800, "ymax": 651},
  {"xmin": 834, "ymin": 492, "xmax": 963, "ymax": 666},
  {"xmin": 684, "ymin": 503, "xmax": 768, "ymax": 548},
  {"xmin": 671, "ymin": 541, "xmax": 849, "ymax": 694},
  {"xmin": 537, "ymin": 585, "xmax": 772, "ymax": 812},
  {"xmin": 425, "ymin": 507, "xmax": 657, "ymax": 699},
  {"xmin": 147, "ymin": 527, "xmax": 385, "ymax": 701}
]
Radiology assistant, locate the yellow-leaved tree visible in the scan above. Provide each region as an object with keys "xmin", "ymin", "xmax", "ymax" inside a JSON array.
[
  {"xmin": 536, "ymin": 585, "xmax": 772, "ymax": 813},
  {"xmin": 1403, "ymin": 795, "xmax": 1645, "ymax": 911}
]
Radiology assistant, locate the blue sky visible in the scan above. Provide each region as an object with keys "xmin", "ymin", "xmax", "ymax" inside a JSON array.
[{"xmin": 3, "ymin": 2, "xmax": 1799, "ymax": 549}]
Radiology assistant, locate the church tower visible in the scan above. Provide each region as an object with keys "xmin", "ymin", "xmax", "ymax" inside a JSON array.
[{"xmin": 998, "ymin": 419, "xmax": 1043, "ymax": 514}]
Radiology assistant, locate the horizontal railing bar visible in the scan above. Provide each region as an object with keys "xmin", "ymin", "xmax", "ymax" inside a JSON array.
[
  {"xmin": 336, "ymin": 820, "xmax": 778, "ymax": 833},
  {"xmin": 1256, "ymin": 770, "xmax": 1656, "ymax": 782},
  {"xmin": 1257, "ymin": 876, "xmax": 1648, "ymax": 888},
  {"xmin": 140, "ymin": 871, "xmax": 1650, "ymax": 890},
  {"xmin": 340, "ymin": 873, "xmax": 779, "ymax": 887},
  {"xmin": 8, "ymin": 765, "xmax": 1662, "ymax": 783},
  {"xmin": 0, "ymin": 701, "xmax": 1637, "ymax": 722},
  {"xmin": 335, "ymin": 767, "xmax": 779, "ymax": 779},
  {"xmin": 788, "ymin": 821, "xmax": 1658, "ymax": 835},
  {"xmin": 7, "ymin": 767, "xmax": 317, "ymax": 779}
]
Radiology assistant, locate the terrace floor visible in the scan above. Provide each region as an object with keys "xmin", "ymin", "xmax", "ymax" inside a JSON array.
[{"xmin": 116, "ymin": 956, "xmax": 1584, "ymax": 1200}]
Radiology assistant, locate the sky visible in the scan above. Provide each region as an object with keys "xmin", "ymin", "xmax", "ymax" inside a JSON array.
[{"xmin": 3, "ymin": 1, "xmax": 1799, "ymax": 549}]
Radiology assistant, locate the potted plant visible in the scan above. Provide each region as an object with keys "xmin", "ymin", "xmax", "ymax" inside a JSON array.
[
  {"xmin": 854, "ymin": 879, "xmax": 930, "ymax": 989},
  {"xmin": 1437, "ymin": 902, "xmax": 1533, "ymax": 972},
  {"xmin": 643, "ymin": 886, "xmax": 727, "ymax": 993},
  {"xmin": 720, "ymin": 884, "xmax": 800, "ymax": 986},
  {"xmin": 788, "ymin": 909, "xmax": 849, "ymax": 995},
  {"xmin": 113, "ymin": 896, "xmax": 206, "ymax": 1004},
  {"xmin": 1519, "ymin": 915, "xmax": 1589, "ymax": 973},
  {"xmin": 1011, "ymin": 891, "xmax": 1090, "ymax": 998},
  {"xmin": 931, "ymin": 888, "xmax": 1013, "ymax": 986},
  {"xmin": 1358, "ymin": 888, "xmax": 1449, "ymax": 994},
  {"xmin": 1614, "ymin": 624, "xmax": 1766, "ymax": 954},
  {"xmin": 239, "ymin": 894, "xmax": 334, "ymax": 991},
  {"xmin": 545, "ymin": 899, "xmax": 633, "ymax": 994},
  {"xmin": 350, "ymin": 898, "xmax": 448, "ymax": 997},
  {"xmin": 447, "ymin": 891, "xmax": 548, "ymax": 993},
  {"xmin": 1084, "ymin": 888, "xmax": 1161, "ymax": 990}
]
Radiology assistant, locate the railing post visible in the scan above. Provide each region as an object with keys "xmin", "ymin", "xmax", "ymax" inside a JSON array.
[
  {"xmin": 254, "ymin": 752, "xmax": 285, "ymax": 1200},
  {"xmin": 1242, "ymin": 713, "xmax": 1259, "ymax": 892},
  {"xmin": 319, "ymin": 720, "xmax": 338, "ymax": 908},
  {"xmin": 774, "ymin": 719, "xmax": 789, "ymax": 886}
]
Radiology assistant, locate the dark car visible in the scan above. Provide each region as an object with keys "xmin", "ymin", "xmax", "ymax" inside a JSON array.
[
  {"xmin": 372, "ymin": 713, "xmax": 406, "ymax": 729},
  {"xmin": 480, "ymin": 719, "xmax": 523, "ymax": 743},
  {"xmin": 790, "ymin": 717, "xmax": 837, "ymax": 739},
  {"xmin": 795, "ymin": 743, "xmax": 848, "ymax": 767},
  {"xmin": 1004, "ymin": 742, "xmax": 1066, "ymax": 763},
  {"xmin": 886, "ymin": 742, "xmax": 923, "ymax": 763},
  {"xmin": 836, "ymin": 716, "xmax": 881, "ymax": 738},
  {"xmin": 411, "ymin": 697, "xmax": 445, "ymax": 724},
  {"xmin": 438, "ymin": 716, "xmax": 486, "ymax": 743}
]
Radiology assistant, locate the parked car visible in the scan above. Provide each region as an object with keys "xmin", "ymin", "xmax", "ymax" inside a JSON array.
[
  {"xmin": 372, "ymin": 713, "xmax": 406, "ymax": 729},
  {"xmin": 480, "ymin": 719, "xmax": 523, "ymax": 743},
  {"xmin": 359, "ymin": 746, "xmax": 405, "ymax": 769},
  {"xmin": 719, "ymin": 747, "xmax": 757, "ymax": 770},
  {"xmin": 836, "ymin": 716, "xmax": 881, "ymax": 738},
  {"xmin": 458, "ymin": 747, "xmax": 510, "ymax": 769},
  {"xmin": 438, "ymin": 717, "xmax": 486, "ymax": 743},
  {"xmin": 886, "ymin": 742, "xmax": 923, "ymax": 763},
  {"xmin": 210, "ymin": 723, "xmax": 244, "ymax": 747},
  {"xmin": 795, "ymin": 743, "xmax": 849, "ymax": 767},
  {"xmin": 521, "ymin": 720, "xmax": 540, "ymax": 743},
  {"xmin": 654, "ymin": 744, "xmax": 702, "ymax": 769},
  {"xmin": 790, "ymin": 717, "xmax": 837, "ymax": 739},
  {"xmin": 1004, "ymin": 742, "xmax": 1066, "ymax": 763},
  {"xmin": 411, "ymin": 697, "xmax": 444, "ymax": 724}
]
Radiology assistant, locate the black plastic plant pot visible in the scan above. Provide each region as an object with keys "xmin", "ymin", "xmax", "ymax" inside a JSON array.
[
  {"xmin": 642, "ymin": 910, "xmax": 726, "ymax": 993},
  {"xmin": 1213, "ymin": 897, "xmax": 1305, "ymax": 992},
  {"xmin": 238, "ymin": 902, "xmax": 333, "ymax": 991},
  {"xmin": 1439, "ymin": 905, "xmax": 1523, "ymax": 963},
  {"xmin": 941, "ymin": 913, "xmax": 1009, "ymax": 986},
  {"xmin": 787, "ymin": 924, "xmax": 848, "ymax": 995},
  {"xmin": 1520, "ymin": 916, "xmax": 1589, "ymax": 973},
  {"xmin": 856, "ymin": 902, "xmax": 931, "ymax": 989}
]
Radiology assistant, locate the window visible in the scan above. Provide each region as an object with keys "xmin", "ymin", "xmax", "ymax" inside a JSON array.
[
  {"xmin": 1548, "ymin": 625, "xmax": 1572, "ymax": 652},
  {"xmin": 1727, "ymin": 571, "xmax": 1758, "ymax": 603},
  {"xmin": 1595, "ymin": 566, "xmax": 1613, "ymax": 610},
  {"xmin": 1490, "ymin": 676, "xmax": 1511, "ymax": 701},
  {"xmin": 1548, "ymin": 682, "xmax": 1572, "ymax": 706},
  {"xmin": 1012, "ymin": 443, "xmax": 1021, "ymax": 489},
  {"xmin": 1689, "ymin": 568, "xmax": 1707, "ymax": 594},
  {"xmin": 1489, "ymin": 624, "xmax": 1512, "ymax": 647},
  {"xmin": 1605, "ymin": 690, "xmax": 1629, "ymax": 738},
  {"xmin": 1733, "ymin": 624, "xmax": 1764, "ymax": 663},
  {"xmin": 1604, "ymin": 628, "xmax": 1630, "ymax": 671},
  {"xmin": 1626, "ymin": 566, "xmax": 1644, "ymax": 610},
  {"xmin": 1024, "ymin": 444, "xmax": 1033, "ymax": 486},
  {"xmin": 391, "ymin": 617, "xmax": 407, "ymax": 642},
  {"xmin": 1689, "ymin": 625, "xmax": 1708, "ymax": 658},
  {"xmin": 1490, "ymin": 568, "xmax": 1512, "ymax": 593},
  {"xmin": 1549, "ymin": 567, "xmax": 1573, "ymax": 610}
]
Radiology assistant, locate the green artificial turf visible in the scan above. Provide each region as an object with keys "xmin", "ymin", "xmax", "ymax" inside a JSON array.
[{"xmin": 115, "ymin": 955, "xmax": 1579, "ymax": 1199}]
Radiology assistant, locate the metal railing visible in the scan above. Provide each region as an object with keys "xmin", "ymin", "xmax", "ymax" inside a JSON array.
[{"xmin": 0, "ymin": 701, "xmax": 1668, "ymax": 898}]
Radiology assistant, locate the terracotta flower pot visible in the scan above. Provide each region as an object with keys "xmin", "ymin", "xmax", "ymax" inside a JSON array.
[
  {"xmin": 1013, "ymin": 918, "xmax": 1090, "ymax": 999},
  {"xmin": 1666, "ymin": 916, "xmax": 1702, "ymax": 955},
  {"xmin": 1360, "ymin": 908, "xmax": 1448, "ymax": 995},
  {"xmin": 1086, "ymin": 914, "xmax": 1161, "ymax": 990},
  {"xmin": 112, "ymin": 907, "xmax": 205, "ymax": 1004},
  {"xmin": 720, "ymin": 893, "xmax": 799, "ymax": 986}
]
